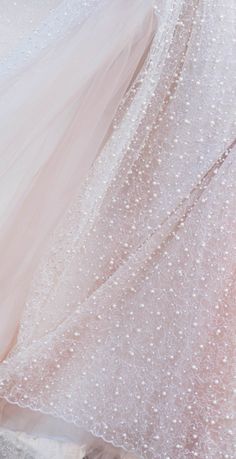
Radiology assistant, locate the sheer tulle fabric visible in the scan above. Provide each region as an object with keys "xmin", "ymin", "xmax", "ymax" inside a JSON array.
[
  {"xmin": 0, "ymin": 1, "xmax": 235, "ymax": 458},
  {"xmin": 0, "ymin": 0, "xmax": 156, "ymax": 359}
]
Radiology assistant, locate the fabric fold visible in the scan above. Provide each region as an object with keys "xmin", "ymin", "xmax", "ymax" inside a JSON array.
[{"xmin": 0, "ymin": 0, "xmax": 156, "ymax": 359}]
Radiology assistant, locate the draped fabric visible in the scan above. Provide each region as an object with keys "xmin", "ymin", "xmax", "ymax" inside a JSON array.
[{"xmin": 0, "ymin": 1, "xmax": 235, "ymax": 458}]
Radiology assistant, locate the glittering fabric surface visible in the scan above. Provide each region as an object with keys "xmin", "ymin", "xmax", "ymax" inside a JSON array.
[{"xmin": 0, "ymin": 1, "xmax": 235, "ymax": 458}]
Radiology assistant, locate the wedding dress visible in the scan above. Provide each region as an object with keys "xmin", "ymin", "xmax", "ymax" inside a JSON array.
[{"xmin": 0, "ymin": 0, "xmax": 235, "ymax": 458}]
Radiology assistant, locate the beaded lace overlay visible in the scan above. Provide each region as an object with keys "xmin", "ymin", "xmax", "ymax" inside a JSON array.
[{"xmin": 0, "ymin": 1, "xmax": 235, "ymax": 458}]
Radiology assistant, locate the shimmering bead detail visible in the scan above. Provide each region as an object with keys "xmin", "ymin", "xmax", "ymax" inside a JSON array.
[{"xmin": 0, "ymin": 1, "xmax": 235, "ymax": 459}]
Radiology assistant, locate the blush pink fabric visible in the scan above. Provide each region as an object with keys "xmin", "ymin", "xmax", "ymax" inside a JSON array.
[{"xmin": 0, "ymin": 1, "xmax": 235, "ymax": 458}]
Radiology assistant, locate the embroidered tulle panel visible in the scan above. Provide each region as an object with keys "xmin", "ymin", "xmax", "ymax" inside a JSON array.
[{"xmin": 0, "ymin": 1, "xmax": 235, "ymax": 458}]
